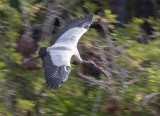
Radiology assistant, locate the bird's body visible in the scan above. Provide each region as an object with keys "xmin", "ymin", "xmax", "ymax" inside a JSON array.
[
  {"xmin": 47, "ymin": 27, "xmax": 87, "ymax": 66},
  {"xmin": 38, "ymin": 14, "xmax": 94, "ymax": 88},
  {"xmin": 23, "ymin": 13, "xmax": 108, "ymax": 89}
]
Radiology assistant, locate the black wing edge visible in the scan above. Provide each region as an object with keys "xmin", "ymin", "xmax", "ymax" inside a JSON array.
[
  {"xmin": 42, "ymin": 53, "xmax": 70, "ymax": 89},
  {"xmin": 51, "ymin": 13, "xmax": 94, "ymax": 44}
]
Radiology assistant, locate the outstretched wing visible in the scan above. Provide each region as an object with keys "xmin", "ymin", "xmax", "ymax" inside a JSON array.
[
  {"xmin": 51, "ymin": 13, "xmax": 93, "ymax": 44},
  {"xmin": 41, "ymin": 53, "xmax": 71, "ymax": 89}
]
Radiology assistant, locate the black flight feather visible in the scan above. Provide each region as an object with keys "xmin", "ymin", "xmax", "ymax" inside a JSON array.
[
  {"xmin": 51, "ymin": 13, "xmax": 93, "ymax": 44},
  {"xmin": 41, "ymin": 53, "xmax": 71, "ymax": 89}
]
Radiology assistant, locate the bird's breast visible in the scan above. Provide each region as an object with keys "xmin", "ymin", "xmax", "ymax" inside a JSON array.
[{"xmin": 47, "ymin": 46, "xmax": 76, "ymax": 66}]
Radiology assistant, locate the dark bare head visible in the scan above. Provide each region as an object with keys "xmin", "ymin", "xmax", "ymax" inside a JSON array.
[{"xmin": 82, "ymin": 60, "xmax": 108, "ymax": 77}]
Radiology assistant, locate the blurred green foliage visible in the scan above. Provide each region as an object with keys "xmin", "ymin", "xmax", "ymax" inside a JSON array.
[{"xmin": 0, "ymin": 0, "xmax": 160, "ymax": 116}]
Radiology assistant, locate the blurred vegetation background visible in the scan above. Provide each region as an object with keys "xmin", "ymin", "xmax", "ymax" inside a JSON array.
[{"xmin": 0, "ymin": 0, "xmax": 160, "ymax": 115}]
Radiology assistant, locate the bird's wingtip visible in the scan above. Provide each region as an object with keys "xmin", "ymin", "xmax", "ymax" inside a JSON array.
[{"xmin": 87, "ymin": 13, "xmax": 94, "ymax": 22}]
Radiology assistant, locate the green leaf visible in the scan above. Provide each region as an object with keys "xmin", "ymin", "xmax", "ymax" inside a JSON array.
[{"xmin": 17, "ymin": 99, "xmax": 35, "ymax": 111}]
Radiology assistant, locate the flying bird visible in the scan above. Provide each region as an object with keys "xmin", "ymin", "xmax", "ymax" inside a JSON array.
[{"xmin": 22, "ymin": 14, "xmax": 108, "ymax": 89}]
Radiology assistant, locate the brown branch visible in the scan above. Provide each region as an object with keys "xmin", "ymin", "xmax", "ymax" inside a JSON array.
[
  {"xmin": 19, "ymin": 0, "xmax": 33, "ymax": 42},
  {"xmin": 141, "ymin": 93, "xmax": 160, "ymax": 106},
  {"xmin": 41, "ymin": 3, "xmax": 58, "ymax": 41},
  {"xmin": 123, "ymin": 78, "xmax": 140, "ymax": 85}
]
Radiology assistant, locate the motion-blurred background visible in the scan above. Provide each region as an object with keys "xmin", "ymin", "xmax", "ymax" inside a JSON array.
[{"xmin": 0, "ymin": 0, "xmax": 160, "ymax": 115}]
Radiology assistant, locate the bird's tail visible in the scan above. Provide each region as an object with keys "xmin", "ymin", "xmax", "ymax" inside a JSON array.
[
  {"xmin": 21, "ymin": 56, "xmax": 40, "ymax": 66},
  {"xmin": 21, "ymin": 47, "xmax": 47, "ymax": 66}
]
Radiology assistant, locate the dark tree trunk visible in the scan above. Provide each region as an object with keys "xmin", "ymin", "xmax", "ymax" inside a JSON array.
[
  {"xmin": 135, "ymin": 0, "xmax": 154, "ymax": 18},
  {"xmin": 108, "ymin": 0, "xmax": 129, "ymax": 27}
]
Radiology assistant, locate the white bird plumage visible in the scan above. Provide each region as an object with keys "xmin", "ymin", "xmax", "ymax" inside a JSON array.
[
  {"xmin": 47, "ymin": 27, "xmax": 87, "ymax": 66},
  {"xmin": 22, "ymin": 13, "xmax": 108, "ymax": 89},
  {"xmin": 38, "ymin": 13, "xmax": 94, "ymax": 88}
]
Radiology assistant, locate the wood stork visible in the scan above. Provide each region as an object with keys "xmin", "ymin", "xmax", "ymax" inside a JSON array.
[{"xmin": 23, "ymin": 13, "xmax": 107, "ymax": 89}]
